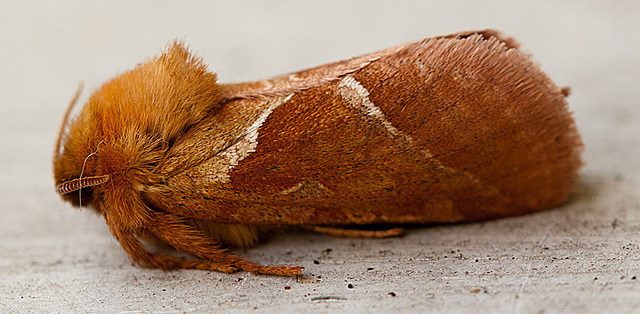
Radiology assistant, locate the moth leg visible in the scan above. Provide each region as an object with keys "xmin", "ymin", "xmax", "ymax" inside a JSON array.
[
  {"xmin": 104, "ymin": 213, "xmax": 239, "ymax": 273},
  {"xmin": 304, "ymin": 226, "xmax": 404, "ymax": 238},
  {"xmin": 147, "ymin": 212, "xmax": 304, "ymax": 276}
]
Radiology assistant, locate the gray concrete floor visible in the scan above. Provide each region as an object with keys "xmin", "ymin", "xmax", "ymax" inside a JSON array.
[{"xmin": 2, "ymin": 1, "xmax": 639, "ymax": 312}]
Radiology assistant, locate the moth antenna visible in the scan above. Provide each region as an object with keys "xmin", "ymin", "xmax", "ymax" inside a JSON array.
[
  {"xmin": 56, "ymin": 174, "xmax": 110, "ymax": 195},
  {"xmin": 77, "ymin": 140, "xmax": 105, "ymax": 206},
  {"xmin": 54, "ymin": 83, "xmax": 84, "ymax": 160}
]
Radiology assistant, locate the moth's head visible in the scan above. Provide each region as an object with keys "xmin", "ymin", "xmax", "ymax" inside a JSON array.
[
  {"xmin": 53, "ymin": 41, "xmax": 221, "ymax": 208},
  {"xmin": 53, "ymin": 85, "xmax": 109, "ymax": 207}
]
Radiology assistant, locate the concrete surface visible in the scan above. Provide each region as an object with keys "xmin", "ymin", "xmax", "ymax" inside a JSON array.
[{"xmin": 1, "ymin": 1, "xmax": 639, "ymax": 313}]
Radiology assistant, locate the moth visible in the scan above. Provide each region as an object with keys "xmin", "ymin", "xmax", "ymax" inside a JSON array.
[{"xmin": 54, "ymin": 30, "xmax": 582, "ymax": 276}]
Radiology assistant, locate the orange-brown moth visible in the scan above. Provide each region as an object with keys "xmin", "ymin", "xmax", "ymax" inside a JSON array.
[{"xmin": 54, "ymin": 30, "xmax": 582, "ymax": 276}]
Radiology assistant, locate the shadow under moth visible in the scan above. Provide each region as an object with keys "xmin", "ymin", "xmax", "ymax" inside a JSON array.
[{"xmin": 54, "ymin": 30, "xmax": 582, "ymax": 276}]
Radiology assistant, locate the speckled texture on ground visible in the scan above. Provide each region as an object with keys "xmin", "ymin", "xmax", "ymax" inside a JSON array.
[{"xmin": 1, "ymin": 1, "xmax": 639, "ymax": 313}]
